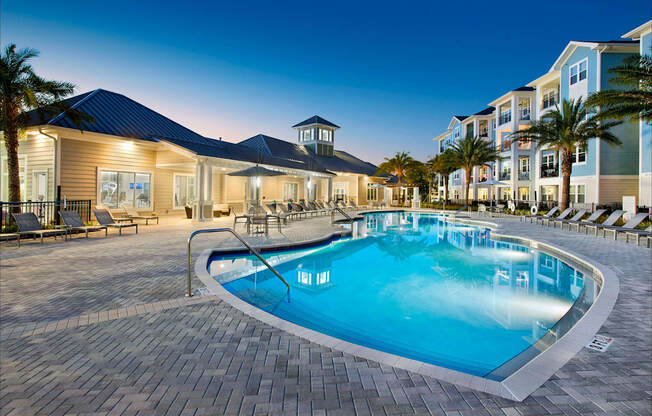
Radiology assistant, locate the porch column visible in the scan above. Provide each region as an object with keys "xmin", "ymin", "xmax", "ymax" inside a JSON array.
[
  {"xmin": 194, "ymin": 159, "xmax": 205, "ymax": 221},
  {"xmin": 205, "ymin": 164, "xmax": 213, "ymax": 203},
  {"xmin": 305, "ymin": 176, "xmax": 312, "ymax": 201},
  {"xmin": 412, "ymin": 187, "xmax": 420, "ymax": 209},
  {"xmin": 327, "ymin": 178, "xmax": 333, "ymax": 202}
]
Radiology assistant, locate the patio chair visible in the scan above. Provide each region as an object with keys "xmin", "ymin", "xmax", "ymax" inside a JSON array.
[
  {"xmin": 59, "ymin": 210, "xmax": 107, "ymax": 238},
  {"xmin": 308, "ymin": 201, "xmax": 327, "ymax": 215},
  {"xmin": 291, "ymin": 203, "xmax": 308, "ymax": 219},
  {"xmin": 567, "ymin": 209, "xmax": 606, "ymax": 232},
  {"xmin": 599, "ymin": 212, "xmax": 650, "ymax": 240},
  {"xmin": 624, "ymin": 225, "xmax": 652, "ymax": 247},
  {"xmin": 541, "ymin": 207, "xmax": 572, "ymax": 226},
  {"xmin": 93, "ymin": 209, "xmax": 139, "ymax": 235},
  {"xmin": 298, "ymin": 201, "xmax": 319, "ymax": 217},
  {"xmin": 277, "ymin": 203, "xmax": 299, "ymax": 221},
  {"xmin": 349, "ymin": 200, "xmax": 367, "ymax": 211},
  {"xmin": 122, "ymin": 205, "xmax": 159, "ymax": 225},
  {"xmin": 553, "ymin": 209, "xmax": 587, "ymax": 229},
  {"xmin": 213, "ymin": 203, "xmax": 231, "ymax": 217},
  {"xmin": 265, "ymin": 203, "xmax": 288, "ymax": 224},
  {"xmin": 95, "ymin": 205, "xmax": 134, "ymax": 223},
  {"xmin": 522, "ymin": 206, "xmax": 559, "ymax": 223},
  {"xmin": 584, "ymin": 210, "xmax": 624, "ymax": 236},
  {"xmin": 11, "ymin": 212, "xmax": 67, "ymax": 246}
]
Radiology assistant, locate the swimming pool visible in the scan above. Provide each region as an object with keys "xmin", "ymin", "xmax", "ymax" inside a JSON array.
[{"xmin": 207, "ymin": 211, "xmax": 599, "ymax": 380}]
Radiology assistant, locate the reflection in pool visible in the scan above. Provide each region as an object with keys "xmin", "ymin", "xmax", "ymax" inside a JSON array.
[{"xmin": 210, "ymin": 212, "xmax": 598, "ymax": 378}]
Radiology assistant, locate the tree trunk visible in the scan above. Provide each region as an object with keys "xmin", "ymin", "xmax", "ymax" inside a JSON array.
[
  {"xmin": 3, "ymin": 104, "xmax": 22, "ymax": 207},
  {"xmin": 444, "ymin": 176, "xmax": 449, "ymax": 204},
  {"xmin": 560, "ymin": 150, "xmax": 573, "ymax": 211},
  {"xmin": 464, "ymin": 167, "xmax": 472, "ymax": 206}
]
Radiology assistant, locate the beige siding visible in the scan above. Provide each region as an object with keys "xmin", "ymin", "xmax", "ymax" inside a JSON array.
[
  {"xmin": 599, "ymin": 177, "xmax": 639, "ymax": 206},
  {"xmin": 59, "ymin": 137, "xmax": 156, "ymax": 208},
  {"xmin": 0, "ymin": 136, "xmax": 55, "ymax": 200}
]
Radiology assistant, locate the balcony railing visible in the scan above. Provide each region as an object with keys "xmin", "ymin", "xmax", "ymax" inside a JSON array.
[
  {"xmin": 541, "ymin": 95, "xmax": 558, "ymax": 110},
  {"xmin": 501, "ymin": 141, "xmax": 512, "ymax": 152},
  {"xmin": 499, "ymin": 112, "xmax": 511, "ymax": 125},
  {"xmin": 499, "ymin": 171, "xmax": 511, "ymax": 181},
  {"xmin": 519, "ymin": 109, "xmax": 531, "ymax": 120},
  {"xmin": 518, "ymin": 171, "xmax": 530, "ymax": 180},
  {"xmin": 540, "ymin": 166, "xmax": 559, "ymax": 178}
]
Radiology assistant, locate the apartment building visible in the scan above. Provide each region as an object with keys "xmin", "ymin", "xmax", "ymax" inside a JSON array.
[{"xmin": 434, "ymin": 22, "xmax": 645, "ymax": 208}]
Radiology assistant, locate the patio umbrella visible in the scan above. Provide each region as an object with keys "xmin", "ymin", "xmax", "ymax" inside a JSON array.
[
  {"xmin": 228, "ymin": 165, "xmax": 284, "ymax": 209},
  {"xmin": 478, "ymin": 179, "xmax": 507, "ymax": 209}
]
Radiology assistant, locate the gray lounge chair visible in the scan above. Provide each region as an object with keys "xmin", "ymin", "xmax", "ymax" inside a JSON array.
[
  {"xmin": 553, "ymin": 209, "xmax": 587, "ymax": 230},
  {"xmin": 95, "ymin": 205, "xmax": 133, "ymax": 223},
  {"xmin": 266, "ymin": 203, "xmax": 288, "ymax": 224},
  {"xmin": 624, "ymin": 225, "xmax": 652, "ymax": 247},
  {"xmin": 291, "ymin": 203, "xmax": 308, "ymax": 219},
  {"xmin": 94, "ymin": 209, "xmax": 139, "ymax": 235},
  {"xmin": 11, "ymin": 212, "xmax": 67, "ymax": 246},
  {"xmin": 541, "ymin": 207, "xmax": 573, "ymax": 226},
  {"xmin": 123, "ymin": 205, "xmax": 159, "ymax": 225},
  {"xmin": 277, "ymin": 203, "xmax": 299, "ymax": 220},
  {"xmin": 600, "ymin": 212, "xmax": 650, "ymax": 240},
  {"xmin": 584, "ymin": 210, "xmax": 624, "ymax": 236},
  {"xmin": 525, "ymin": 206, "xmax": 559, "ymax": 224},
  {"xmin": 298, "ymin": 201, "xmax": 319, "ymax": 217},
  {"xmin": 567, "ymin": 209, "xmax": 606, "ymax": 232},
  {"xmin": 60, "ymin": 210, "xmax": 107, "ymax": 238}
]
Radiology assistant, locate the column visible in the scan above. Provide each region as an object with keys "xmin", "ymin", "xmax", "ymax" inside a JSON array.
[
  {"xmin": 412, "ymin": 187, "xmax": 420, "ymax": 209},
  {"xmin": 195, "ymin": 159, "xmax": 205, "ymax": 221},
  {"xmin": 327, "ymin": 178, "xmax": 333, "ymax": 202}
]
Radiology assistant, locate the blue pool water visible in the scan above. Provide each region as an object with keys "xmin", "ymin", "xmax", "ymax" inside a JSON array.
[{"xmin": 211, "ymin": 212, "xmax": 596, "ymax": 378}]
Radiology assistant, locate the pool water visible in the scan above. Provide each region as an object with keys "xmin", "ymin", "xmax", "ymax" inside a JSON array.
[{"xmin": 211, "ymin": 212, "xmax": 596, "ymax": 378}]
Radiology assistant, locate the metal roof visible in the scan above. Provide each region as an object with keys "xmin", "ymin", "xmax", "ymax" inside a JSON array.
[
  {"xmin": 25, "ymin": 89, "xmax": 213, "ymax": 145},
  {"xmin": 473, "ymin": 107, "xmax": 495, "ymax": 116},
  {"xmin": 292, "ymin": 115, "xmax": 340, "ymax": 129}
]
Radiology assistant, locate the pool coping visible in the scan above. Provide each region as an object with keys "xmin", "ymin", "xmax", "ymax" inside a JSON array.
[{"xmin": 194, "ymin": 210, "xmax": 619, "ymax": 402}]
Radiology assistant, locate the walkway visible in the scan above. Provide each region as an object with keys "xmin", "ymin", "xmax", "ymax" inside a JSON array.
[{"xmin": 0, "ymin": 213, "xmax": 650, "ymax": 415}]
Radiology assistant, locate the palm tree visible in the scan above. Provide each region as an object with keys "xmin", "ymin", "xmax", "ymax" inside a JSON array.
[
  {"xmin": 449, "ymin": 136, "xmax": 499, "ymax": 205},
  {"xmin": 377, "ymin": 151, "xmax": 417, "ymax": 184},
  {"xmin": 428, "ymin": 149, "xmax": 458, "ymax": 203},
  {"xmin": 585, "ymin": 54, "xmax": 652, "ymax": 122},
  {"xmin": 509, "ymin": 98, "xmax": 622, "ymax": 210},
  {"xmin": 1, "ymin": 44, "xmax": 90, "ymax": 204}
]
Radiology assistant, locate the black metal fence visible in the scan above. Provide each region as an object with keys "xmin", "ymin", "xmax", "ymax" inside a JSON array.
[{"xmin": 1, "ymin": 200, "xmax": 92, "ymax": 228}]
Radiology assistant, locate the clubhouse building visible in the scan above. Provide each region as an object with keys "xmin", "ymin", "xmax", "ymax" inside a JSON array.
[{"xmin": 1, "ymin": 89, "xmax": 391, "ymax": 219}]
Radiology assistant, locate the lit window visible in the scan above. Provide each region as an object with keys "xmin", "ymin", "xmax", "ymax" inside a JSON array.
[
  {"xmin": 1, "ymin": 156, "xmax": 26, "ymax": 201},
  {"xmin": 99, "ymin": 170, "xmax": 151, "ymax": 208},
  {"xmin": 283, "ymin": 182, "xmax": 298, "ymax": 201},
  {"xmin": 174, "ymin": 174, "xmax": 195, "ymax": 208},
  {"xmin": 367, "ymin": 184, "xmax": 378, "ymax": 201}
]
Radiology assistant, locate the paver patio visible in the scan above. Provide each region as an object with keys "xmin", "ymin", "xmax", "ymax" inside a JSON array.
[{"xmin": 0, "ymin": 212, "xmax": 650, "ymax": 415}]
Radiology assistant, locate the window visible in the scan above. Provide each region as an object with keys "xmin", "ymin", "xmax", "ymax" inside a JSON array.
[
  {"xmin": 333, "ymin": 182, "xmax": 348, "ymax": 201},
  {"xmin": 499, "ymin": 104, "xmax": 511, "ymax": 125},
  {"xmin": 1, "ymin": 156, "xmax": 26, "ymax": 201},
  {"xmin": 570, "ymin": 60, "xmax": 587, "ymax": 85},
  {"xmin": 33, "ymin": 171, "xmax": 48, "ymax": 201},
  {"xmin": 518, "ymin": 187, "xmax": 530, "ymax": 201},
  {"xmin": 465, "ymin": 123, "xmax": 474, "ymax": 138},
  {"xmin": 518, "ymin": 98, "xmax": 531, "ymax": 120},
  {"xmin": 283, "ymin": 182, "xmax": 298, "ymax": 201},
  {"xmin": 319, "ymin": 129, "xmax": 332, "ymax": 142},
  {"xmin": 542, "ymin": 90, "xmax": 558, "ymax": 109},
  {"xmin": 453, "ymin": 171, "xmax": 460, "ymax": 180},
  {"xmin": 300, "ymin": 129, "xmax": 313, "ymax": 142},
  {"xmin": 479, "ymin": 120, "xmax": 489, "ymax": 137},
  {"xmin": 500, "ymin": 162, "xmax": 511, "ymax": 181},
  {"xmin": 174, "ymin": 174, "xmax": 195, "ymax": 208},
  {"xmin": 572, "ymin": 146, "xmax": 586, "ymax": 164},
  {"xmin": 453, "ymin": 127, "xmax": 460, "ymax": 139},
  {"xmin": 569, "ymin": 184, "xmax": 586, "ymax": 204},
  {"xmin": 367, "ymin": 184, "xmax": 378, "ymax": 201},
  {"xmin": 519, "ymin": 157, "xmax": 530, "ymax": 180},
  {"xmin": 99, "ymin": 170, "xmax": 151, "ymax": 208}
]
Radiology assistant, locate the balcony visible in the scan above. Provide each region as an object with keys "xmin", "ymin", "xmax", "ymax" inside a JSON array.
[
  {"xmin": 477, "ymin": 176, "xmax": 489, "ymax": 183},
  {"xmin": 499, "ymin": 112, "xmax": 511, "ymax": 125},
  {"xmin": 500, "ymin": 140, "xmax": 512, "ymax": 152},
  {"xmin": 499, "ymin": 171, "xmax": 511, "ymax": 181},
  {"xmin": 518, "ymin": 171, "xmax": 530, "ymax": 180},
  {"xmin": 541, "ymin": 95, "xmax": 558, "ymax": 110},
  {"xmin": 519, "ymin": 108, "xmax": 531, "ymax": 120},
  {"xmin": 540, "ymin": 166, "xmax": 559, "ymax": 178}
]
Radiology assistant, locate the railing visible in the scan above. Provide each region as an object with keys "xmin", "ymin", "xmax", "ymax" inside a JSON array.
[
  {"xmin": 501, "ymin": 141, "xmax": 512, "ymax": 152},
  {"xmin": 499, "ymin": 171, "xmax": 511, "ymax": 181},
  {"xmin": 540, "ymin": 166, "xmax": 559, "ymax": 178},
  {"xmin": 499, "ymin": 112, "xmax": 511, "ymax": 125},
  {"xmin": 186, "ymin": 228, "xmax": 290, "ymax": 298},
  {"xmin": 330, "ymin": 206, "xmax": 353, "ymax": 224},
  {"xmin": 518, "ymin": 171, "xmax": 530, "ymax": 180},
  {"xmin": 519, "ymin": 109, "xmax": 531, "ymax": 120},
  {"xmin": 1, "ymin": 200, "xmax": 91, "ymax": 228}
]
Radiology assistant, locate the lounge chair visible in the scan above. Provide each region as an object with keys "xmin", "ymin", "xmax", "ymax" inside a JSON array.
[
  {"xmin": 266, "ymin": 203, "xmax": 288, "ymax": 224},
  {"xmin": 291, "ymin": 203, "xmax": 308, "ymax": 219},
  {"xmin": 59, "ymin": 210, "xmax": 107, "ymax": 238},
  {"xmin": 94, "ymin": 209, "xmax": 139, "ymax": 235},
  {"xmin": 599, "ymin": 212, "xmax": 650, "ymax": 240},
  {"xmin": 624, "ymin": 225, "xmax": 652, "ymax": 247},
  {"xmin": 11, "ymin": 212, "xmax": 67, "ymax": 246},
  {"xmin": 584, "ymin": 210, "xmax": 624, "ymax": 236},
  {"xmin": 308, "ymin": 201, "xmax": 328, "ymax": 215},
  {"xmin": 122, "ymin": 205, "xmax": 159, "ymax": 225},
  {"xmin": 213, "ymin": 203, "xmax": 231, "ymax": 217},
  {"xmin": 349, "ymin": 200, "xmax": 367, "ymax": 211},
  {"xmin": 553, "ymin": 209, "xmax": 587, "ymax": 229},
  {"xmin": 277, "ymin": 203, "xmax": 299, "ymax": 221},
  {"xmin": 541, "ymin": 207, "xmax": 572, "ymax": 226},
  {"xmin": 298, "ymin": 202, "xmax": 318, "ymax": 217},
  {"xmin": 95, "ymin": 205, "xmax": 134, "ymax": 223},
  {"xmin": 566, "ymin": 209, "xmax": 606, "ymax": 232},
  {"xmin": 522, "ymin": 206, "xmax": 559, "ymax": 223}
]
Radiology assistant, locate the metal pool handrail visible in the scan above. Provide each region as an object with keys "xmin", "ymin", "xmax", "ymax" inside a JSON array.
[
  {"xmin": 330, "ymin": 206, "xmax": 353, "ymax": 224},
  {"xmin": 186, "ymin": 228, "xmax": 290, "ymax": 297}
]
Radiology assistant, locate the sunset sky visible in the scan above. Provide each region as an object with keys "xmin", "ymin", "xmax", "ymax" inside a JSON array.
[{"xmin": 2, "ymin": 0, "xmax": 649, "ymax": 164}]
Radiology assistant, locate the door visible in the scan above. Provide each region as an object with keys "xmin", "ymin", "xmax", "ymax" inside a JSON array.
[{"xmin": 33, "ymin": 171, "xmax": 48, "ymax": 201}]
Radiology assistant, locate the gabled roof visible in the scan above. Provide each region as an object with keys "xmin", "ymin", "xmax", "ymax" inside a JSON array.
[
  {"xmin": 622, "ymin": 20, "xmax": 652, "ymax": 39},
  {"xmin": 550, "ymin": 40, "xmax": 638, "ymax": 71},
  {"xmin": 447, "ymin": 116, "xmax": 468, "ymax": 129},
  {"xmin": 292, "ymin": 116, "xmax": 340, "ymax": 129},
  {"xmin": 512, "ymin": 86, "xmax": 535, "ymax": 92},
  {"xmin": 25, "ymin": 89, "xmax": 212, "ymax": 145},
  {"xmin": 488, "ymin": 86, "xmax": 536, "ymax": 106},
  {"xmin": 473, "ymin": 106, "xmax": 495, "ymax": 116},
  {"xmin": 308, "ymin": 149, "xmax": 382, "ymax": 176}
]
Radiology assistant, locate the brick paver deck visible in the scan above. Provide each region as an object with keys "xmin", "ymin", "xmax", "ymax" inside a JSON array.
[{"xmin": 0, "ymin": 213, "xmax": 650, "ymax": 415}]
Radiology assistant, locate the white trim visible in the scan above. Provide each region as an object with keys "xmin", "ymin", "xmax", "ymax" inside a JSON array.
[
  {"xmin": 595, "ymin": 50, "xmax": 602, "ymax": 204},
  {"xmin": 0, "ymin": 155, "xmax": 27, "ymax": 201},
  {"xmin": 31, "ymin": 169, "xmax": 49, "ymax": 201},
  {"xmin": 568, "ymin": 58, "xmax": 588, "ymax": 87},
  {"xmin": 622, "ymin": 20, "xmax": 652, "ymax": 39},
  {"xmin": 172, "ymin": 172, "xmax": 196, "ymax": 210}
]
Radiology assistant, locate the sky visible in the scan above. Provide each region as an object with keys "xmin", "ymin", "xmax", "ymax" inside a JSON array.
[{"xmin": 1, "ymin": 0, "xmax": 649, "ymax": 164}]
